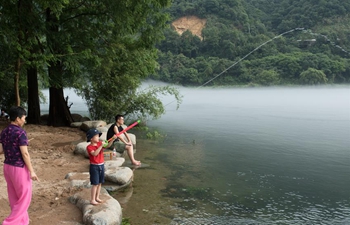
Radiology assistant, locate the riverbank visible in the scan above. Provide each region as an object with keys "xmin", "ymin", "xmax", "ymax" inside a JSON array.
[
  {"xmin": 0, "ymin": 122, "xmax": 88, "ymax": 224},
  {"xmin": 0, "ymin": 121, "xmax": 173, "ymax": 225}
]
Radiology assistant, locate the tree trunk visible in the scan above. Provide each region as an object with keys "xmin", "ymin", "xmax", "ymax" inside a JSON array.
[
  {"xmin": 46, "ymin": 7, "xmax": 73, "ymax": 127},
  {"xmin": 14, "ymin": 57, "xmax": 21, "ymax": 106},
  {"xmin": 47, "ymin": 61, "xmax": 73, "ymax": 127},
  {"xmin": 26, "ymin": 67, "xmax": 41, "ymax": 124},
  {"xmin": 47, "ymin": 87, "xmax": 73, "ymax": 127}
]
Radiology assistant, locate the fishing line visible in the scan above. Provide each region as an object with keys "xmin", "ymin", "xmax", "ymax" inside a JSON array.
[
  {"xmin": 161, "ymin": 27, "xmax": 350, "ymax": 108},
  {"xmin": 303, "ymin": 29, "xmax": 350, "ymax": 55},
  {"xmin": 162, "ymin": 28, "xmax": 305, "ymax": 108}
]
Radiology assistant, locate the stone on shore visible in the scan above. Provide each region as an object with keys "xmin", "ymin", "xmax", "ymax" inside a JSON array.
[
  {"xmin": 57, "ymin": 221, "xmax": 83, "ymax": 225},
  {"xmin": 96, "ymin": 126, "xmax": 108, "ymax": 133},
  {"xmin": 65, "ymin": 172, "xmax": 91, "ymax": 188},
  {"xmin": 65, "ymin": 159, "xmax": 128, "ymax": 189},
  {"xmin": 74, "ymin": 142, "xmax": 89, "ymax": 158},
  {"xmin": 69, "ymin": 188, "xmax": 122, "ymax": 225},
  {"xmin": 66, "ymin": 159, "xmax": 131, "ymax": 225},
  {"xmin": 71, "ymin": 122, "xmax": 82, "ymax": 128},
  {"xmin": 80, "ymin": 121, "xmax": 107, "ymax": 132},
  {"xmin": 100, "ymin": 132, "xmax": 136, "ymax": 145},
  {"xmin": 71, "ymin": 114, "xmax": 83, "ymax": 122},
  {"xmin": 104, "ymin": 167, "xmax": 133, "ymax": 192}
]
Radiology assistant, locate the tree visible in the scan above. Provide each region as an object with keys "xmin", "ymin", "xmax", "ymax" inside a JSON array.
[
  {"xmin": 74, "ymin": 0, "xmax": 183, "ymax": 121},
  {"xmin": 254, "ymin": 69, "xmax": 280, "ymax": 86},
  {"xmin": 42, "ymin": 0, "xmax": 176, "ymax": 126},
  {"xmin": 299, "ymin": 68, "xmax": 328, "ymax": 85},
  {"xmin": 0, "ymin": 0, "xmax": 45, "ymax": 124}
]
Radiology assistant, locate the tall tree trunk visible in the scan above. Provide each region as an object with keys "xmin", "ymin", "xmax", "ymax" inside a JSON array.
[
  {"xmin": 48, "ymin": 87, "xmax": 73, "ymax": 127},
  {"xmin": 14, "ymin": 57, "xmax": 21, "ymax": 106},
  {"xmin": 46, "ymin": 7, "xmax": 73, "ymax": 127},
  {"xmin": 47, "ymin": 61, "xmax": 73, "ymax": 127},
  {"xmin": 26, "ymin": 66, "xmax": 41, "ymax": 124}
]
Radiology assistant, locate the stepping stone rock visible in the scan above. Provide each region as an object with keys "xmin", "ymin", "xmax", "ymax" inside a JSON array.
[{"xmin": 69, "ymin": 188, "xmax": 122, "ymax": 225}]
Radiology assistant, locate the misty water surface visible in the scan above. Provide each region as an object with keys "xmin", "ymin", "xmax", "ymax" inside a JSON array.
[{"xmin": 143, "ymin": 84, "xmax": 350, "ymax": 224}]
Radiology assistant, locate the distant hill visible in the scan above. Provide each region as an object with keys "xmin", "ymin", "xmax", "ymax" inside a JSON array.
[{"xmin": 152, "ymin": 0, "xmax": 350, "ymax": 86}]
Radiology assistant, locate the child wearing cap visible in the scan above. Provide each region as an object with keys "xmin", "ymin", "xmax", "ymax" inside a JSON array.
[{"xmin": 86, "ymin": 128, "xmax": 116, "ymax": 205}]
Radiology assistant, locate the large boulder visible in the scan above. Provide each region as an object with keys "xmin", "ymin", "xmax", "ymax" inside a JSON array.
[
  {"xmin": 74, "ymin": 141, "xmax": 127, "ymax": 158},
  {"xmin": 104, "ymin": 159, "xmax": 125, "ymax": 168},
  {"xmin": 100, "ymin": 132, "xmax": 136, "ymax": 145},
  {"xmin": 71, "ymin": 113, "xmax": 83, "ymax": 122},
  {"xmin": 65, "ymin": 172, "xmax": 91, "ymax": 188},
  {"xmin": 74, "ymin": 142, "xmax": 89, "ymax": 158},
  {"xmin": 105, "ymin": 167, "xmax": 133, "ymax": 186},
  {"xmin": 80, "ymin": 121, "xmax": 107, "ymax": 132},
  {"xmin": 65, "ymin": 158, "xmax": 128, "ymax": 189},
  {"xmin": 71, "ymin": 122, "xmax": 83, "ymax": 128},
  {"xmin": 69, "ymin": 188, "xmax": 122, "ymax": 225},
  {"xmin": 96, "ymin": 127, "xmax": 108, "ymax": 133},
  {"xmin": 57, "ymin": 221, "xmax": 83, "ymax": 225}
]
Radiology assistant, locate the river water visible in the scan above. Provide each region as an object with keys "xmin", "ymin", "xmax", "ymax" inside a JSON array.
[
  {"xmin": 40, "ymin": 88, "xmax": 90, "ymax": 116},
  {"xmin": 40, "ymin": 85, "xmax": 350, "ymax": 224},
  {"xmin": 130, "ymin": 84, "xmax": 350, "ymax": 225}
]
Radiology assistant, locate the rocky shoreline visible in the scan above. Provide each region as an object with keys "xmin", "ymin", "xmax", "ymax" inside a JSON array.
[{"xmin": 0, "ymin": 120, "xmax": 138, "ymax": 225}]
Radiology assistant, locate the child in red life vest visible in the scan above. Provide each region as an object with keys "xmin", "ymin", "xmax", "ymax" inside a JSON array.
[{"xmin": 86, "ymin": 128, "xmax": 116, "ymax": 205}]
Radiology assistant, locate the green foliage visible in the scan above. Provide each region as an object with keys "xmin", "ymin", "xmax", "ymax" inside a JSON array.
[
  {"xmin": 79, "ymin": 78, "xmax": 182, "ymax": 121},
  {"xmin": 1, "ymin": 0, "xmax": 184, "ymax": 121},
  {"xmin": 122, "ymin": 217, "xmax": 131, "ymax": 225},
  {"xmin": 146, "ymin": 130, "xmax": 165, "ymax": 140},
  {"xmin": 153, "ymin": 0, "xmax": 350, "ymax": 86},
  {"xmin": 253, "ymin": 69, "xmax": 280, "ymax": 86},
  {"xmin": 299, "ymin": 68, "xmax": 328, "ymax": 85}
]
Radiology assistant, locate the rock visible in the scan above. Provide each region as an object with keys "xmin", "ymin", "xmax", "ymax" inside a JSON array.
[
  {"xmin": 74, "ymin": 142, "xmax": 89, "ymax": 158},
  {"xmin": 100, "ymin": 132, "xmax": 107, "ymax": 141},
  {"xmin": 128, "ymin": 133, "xmax": 136, "ymax": 145},
  {"xmin": 69, "ymin": 188, "xmax": 122, "ymax": 225},
  {"xmin": 105, "ymin": 167, "xmax": 133, "ymax": 186},
  {"xmin": 96, "ymin": 127, "xmax": 108, "ymax": 133},
  {"xmin": 65, "ymin": 172, "xmax": 91, "ymax": 188},
  {"xmin": 71, "ymin": 122, "xmax": 82, "ymax": 128},
  {"xmin": 80, "ymin": 121, "xmax": 107, "ymax": 132},
  {"xmin": 74, "ymin": 141, "xmax": 127, "ymax": 159},
  {"xmin": 57, "ymin": 221, "xmax": 84, "ymax": 225},
  {"xmin": 65, "ymin": 159, "xmax": 129, "ymax": 189},
  {"xmin": 81, "ymin": 116, "xmax": 91, "ymax": 122},
  {"xmin": 104, "ymin": 158, "xmax": 125, "ymax": 169},
  {"xmin": 100, "ymin": 132, "xmax": 136, "ymax": 145},
  {"xmin": 71, "ymin": 113, "xmax": 83, "ymax": 122}
]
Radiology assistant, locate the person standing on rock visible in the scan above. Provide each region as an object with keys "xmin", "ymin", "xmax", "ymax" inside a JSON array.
[
  {"xmin": 106, "ymin": 114, "xmax": 141, "ymax": 166},
  {"xmin": 86, "ymin": 128, "xmax": 116, "ymax": 205},
  {"xmin": 0, "ymin": 106, "xmax": 39, "ymax": 225}
]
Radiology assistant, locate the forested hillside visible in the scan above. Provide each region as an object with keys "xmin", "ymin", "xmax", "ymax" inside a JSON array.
[{"xmin": 152, "ymin": 0, "xmax": 350, "ymax": 86}]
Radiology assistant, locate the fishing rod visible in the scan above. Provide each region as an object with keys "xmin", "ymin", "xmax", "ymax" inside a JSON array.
[
  {"xmin": 107, "ymin": 120, "xmax": 140, "ymax": 142},
  {"xmin": 102, "ymin": 120, "xmax": 141, "ymax": 147}
]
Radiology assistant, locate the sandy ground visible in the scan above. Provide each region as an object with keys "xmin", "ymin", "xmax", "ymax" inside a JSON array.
[{"xmin": 0, "ymin": 121, "xmax": 88, "ymax": 224}]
